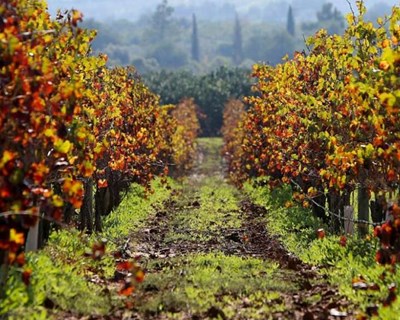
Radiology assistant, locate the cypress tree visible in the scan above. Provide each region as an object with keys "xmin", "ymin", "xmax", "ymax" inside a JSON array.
[
  {"xmin": 286, "ymin": 5, "xmax": 295, "ymax": 36},
  {"xmin": 191, "ymin": 13, "xmax": 200, "ymax": 61},
  {"xmin": 233, "ymin": 13, "xmax": 243, "ymax": 65}
]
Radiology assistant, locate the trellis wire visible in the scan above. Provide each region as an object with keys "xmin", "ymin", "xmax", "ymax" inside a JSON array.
[{"xmin": 290, "ymin": 179, "xmax": 387, "ymax": 227}]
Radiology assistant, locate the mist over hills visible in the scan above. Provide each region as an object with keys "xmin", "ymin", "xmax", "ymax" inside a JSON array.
[
  {"xmin": 45, "ymin": 0, "xmax": 399, "ymax": 74},
  {"xmin": 47, "ymin": 0, "xmax": 398, "ymax": 22}
]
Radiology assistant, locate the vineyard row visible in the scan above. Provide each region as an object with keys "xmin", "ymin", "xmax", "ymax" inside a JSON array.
[
  {"xmin": 0, "ymin": 0, "xmax": 200, "ymax": 291},
  {"xmin": 222, "ymin": 2, "xmax": 400, "ymax": 265}
]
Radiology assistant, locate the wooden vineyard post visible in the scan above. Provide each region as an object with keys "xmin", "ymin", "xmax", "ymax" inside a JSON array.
[
  {"xmin": 25, "ymin": 222, "xmax": 39, "ymax": 252},
  {"xmin": 0, "ymin": 250, "xmax": 9, "ymax": 299},
  {"xmin": 358, "ymin": 186, "xmax": 370, "ymax": 236},
  {"xmin": 344, "ymin": 205, "xmax": 354, "ymax": 235}
]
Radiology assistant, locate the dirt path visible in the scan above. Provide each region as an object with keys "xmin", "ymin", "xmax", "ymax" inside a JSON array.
[{"xmin": 125, "ymin": 138, "xmax": 353, "ymax": 319}]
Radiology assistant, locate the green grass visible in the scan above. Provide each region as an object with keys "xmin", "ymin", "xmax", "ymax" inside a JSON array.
[
  {"xmin": 1, "ymin": 254, "xmax": 111, "ymax": 320},
  {"xmin": 137, "ymin": 253, "xmax": 293, "ymax": 319},
  {"xmin": 165, "ymin": 176, "xmax": 241, "ymax": 243},
  {"xmin": 103, "ymin": 177, "xmax": 178, "ymax": 240},
  {"xmin": 165, "ymin": 137, "xmax": 241, "ymax": 243},
  {"xmin": 195, "ymin": 137, "xmax": 224, "ymax": 174},
  {"xmin": 244, "ymin": 179, "xmax": 400, "ymax": 319}
]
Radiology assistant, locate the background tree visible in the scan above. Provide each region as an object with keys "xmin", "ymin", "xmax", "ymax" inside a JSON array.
[
  {"xmin": 302, "ymin": 3, "xmax": 345, "ymax": 35},
  {"xmin": 147, "ymin": 42, "xmax": 188, "ymax": 69},
  {"xmin": 287, "ymin": 5, "xmax": 295, "ymax": 36},
  {"xmin": 191, "ymin": 13, "xmax": 200, "ymax": 62},
  {"xmin": 233, "ymin": 13, "xmax": 243, "ymax": 65},
  {"xmin": 143, "ymin": 67, "xmax": 253, "ymax": 136},
  {"xmin": 245, "ymin": 29, "xmax": 296, "ymax": 65},
  {"xmin": 149, "ymin": 0, "xmax": 174, "ymax": 42},
  {"xmin": 143, "ymin": 0, "xmax": 189, "ymax": 70}
]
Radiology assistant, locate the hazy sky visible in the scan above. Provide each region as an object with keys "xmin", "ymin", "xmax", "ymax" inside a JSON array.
[{"xmin": 46, "ymin": 0, "xmax": 400, "ymax": 21}]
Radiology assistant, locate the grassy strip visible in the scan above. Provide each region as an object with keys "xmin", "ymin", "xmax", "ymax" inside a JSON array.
[
  {"xmin": 136, "ymin": 170, "xmax": 298, "ymax": 319},
  {"xmin": 165, "ymin": 176, "xmax": 241, "ymax": 244},
  {"xmin": 0, "ymin": 178, "xmax": 174, "ymax": 319},
  {"xmin": 103, "ymin": 178, "xmax": 177, "ymax": 240},
  {"xmin": 195, "ymin": 137, "xmax": 224, "ymax": 174},
  {"xmin": 244, "ymin": 180, "xmax": 400, "ymax": 319},
  {"xmin": 137, "ymin": 252, "xmax": 293, "ymax": 319}
]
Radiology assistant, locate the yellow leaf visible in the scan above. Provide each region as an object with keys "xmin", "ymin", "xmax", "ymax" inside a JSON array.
[
  {"xmin": 44, "ymin": 128, "xmax": 56, "ymax": 138},
  {"xmin": 52, "ymin": 195, "xmax": 64, "ymax": 207},
  {"xmin": 94, "ymin": 143, "xmax": 104, "ymax": 154},
  {"xmin": 0, "ymin": 150, "xmax": 16, "ymax": 169},
  {"xmin": 365, "ymin": 144, "xmax": 374, "ymax": 158},
  {"xmin": 55, "ymin": 140, "xmax": 72, "ymax": 154},
  {"xmin": 10, "ymin": 229, "xmax": 25, "ymax": 245}
]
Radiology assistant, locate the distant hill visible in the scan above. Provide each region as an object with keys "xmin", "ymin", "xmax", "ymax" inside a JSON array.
[{"xmin": 46, "ymin": 0, "xmax": 398, "ymax": 22}]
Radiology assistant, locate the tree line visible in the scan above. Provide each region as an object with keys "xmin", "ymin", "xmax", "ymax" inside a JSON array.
[{"xmin": 143, "ymin": 67, "xmax": 253, "ymax": 137}]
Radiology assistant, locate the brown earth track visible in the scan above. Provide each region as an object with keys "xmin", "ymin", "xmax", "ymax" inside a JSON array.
[
  {"xmin": 121, "ymin": 192, "xmax": 355, "ymax": 320},
  {"xmin": 240, "ymin": 200, "xmax": 354, "ymax": 320}
]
